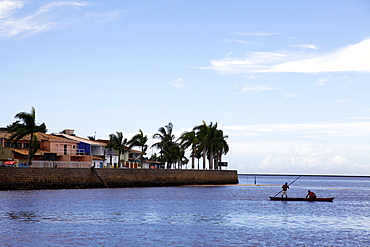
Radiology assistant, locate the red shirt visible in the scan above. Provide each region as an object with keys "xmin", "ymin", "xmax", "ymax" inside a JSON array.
[{"xmin": 308, "ymin": 191, "xmax": 316, "ymax": 197}]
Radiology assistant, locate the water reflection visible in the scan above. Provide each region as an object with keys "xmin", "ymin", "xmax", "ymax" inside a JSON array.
[{"xmin": 7, "ymin": 211, "xmax": 39, "ymax": 222}]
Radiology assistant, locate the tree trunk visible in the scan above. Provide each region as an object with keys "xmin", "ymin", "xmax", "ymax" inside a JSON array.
[
  {"xmin": 209, "ymin": 149, "xmax": 214, "ymax": 170},
  {"xmin": 109, "ymin": 153, "xmax": 112, "ymax": 168},
  {"xmin": 215, "ymin": 153, "xmax": 219, "ymax": 170},
  {"xmin": 202, "ymin": 147, "xmax": 206, "ymax": 170},
  {"xmin": 191, "ymin": 146, "xmax": 195, "ymax": 169},
  {"xmin": 213, "ymin": 151, "xmax": 218, "ymax": 170},
  {"xmin": 141, "ymin": 147, "xmax": 144, "ymax": 169},
  {"xmin": 28, "ymin": 133, "xmax": 34, "ymax": 166},
  {"xmin": 118, "ymin": 150, "xmax": 121, "ymax": 168}
]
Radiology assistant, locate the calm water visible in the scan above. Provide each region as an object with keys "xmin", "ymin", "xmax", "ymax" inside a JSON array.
[{"xmin": 0, "ymin": 175, "xmax": 369, "ymax": 246}]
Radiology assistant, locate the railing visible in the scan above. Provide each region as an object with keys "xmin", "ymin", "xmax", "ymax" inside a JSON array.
[
  {"xmin": 49, "ymin": 148, "xmax": 86, "ymax": 156},
  {"xmin": 32, "ymin": 161, "xmax": 91, "ymax": 168}
]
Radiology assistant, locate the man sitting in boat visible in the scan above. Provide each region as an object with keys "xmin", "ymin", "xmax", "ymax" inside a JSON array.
[
  {"xmin": 306, "ymin": 190, "xmax": 316, "ymax": 199},
  {"xmin": 281, "ymin": 182, "xmax": 289, "ymax": 198}
]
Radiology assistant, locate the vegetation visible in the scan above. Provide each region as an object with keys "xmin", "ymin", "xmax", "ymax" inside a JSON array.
[
  {"xmin": 150, "ymin": 121, "xmax": 229, "ymax": 170},
  {"xmin": 149, "ymin": 153, "xmax": 161, "ymax": 162},
  {"xmin": 103, "ymin": 121, "xmax": 229, "ymax": 170},
  {"xmin": 128, "ymin": 129, "xmax": 148, "ymax": 169},
  {"xmin": 178, "ymin": 130, "xmax": 198, "ymax": 169},
  {"xmin": 190, "ymin": 121, "xmax": 229, "ymax": 170},
  {"xmin": 105, "ymin": 132, "xmax": 128, "ymax": 168},
  {"xmin": 4, "ymin": 108, "xmax": 229, "ymax": 170},
  {"xmin": 6, "ymin": 107, "xmax": 47, "ymax": 166},
  {"xmin": 152, "ymin": 123, "xmax": 175, "ymax": 168},
  {"xmin": 193, "ymin": 121, "xmax": 230, "ymax": 170}
]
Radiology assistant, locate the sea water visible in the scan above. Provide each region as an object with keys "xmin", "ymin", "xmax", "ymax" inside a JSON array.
[{"xmin": 0, "ymin": 175, "xmax": 369, "ymax": 246}]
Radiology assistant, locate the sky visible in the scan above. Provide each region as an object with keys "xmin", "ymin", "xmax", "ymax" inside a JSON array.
[{"xmin": 1, "ymin": 0, "xmax": 370, "ymax": 175}]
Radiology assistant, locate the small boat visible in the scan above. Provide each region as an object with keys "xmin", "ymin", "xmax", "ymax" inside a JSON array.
[{"xmin": 269, "ymin": 197, "xmax": 335, "ymax": 202}]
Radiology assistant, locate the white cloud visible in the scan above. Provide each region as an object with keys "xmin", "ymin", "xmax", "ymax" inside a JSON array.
[
  {"xmin": 0, "ymin": 1, "xmax": 119, "ymax": 38},
  {"xmin": 260, "ymin": 153, "xmax": 320, "ymax": 172},
  {"xmin": 209, "ymin": 39, "xmax": 370, "ymax": 74},
  {"xmin": 222, "ymin": 39, "xmax": 257, "ymax": 46},
  {"xmin": 284, "ymin": 93, "xmax": 299, "ymax": 98},
  {"xmin": 224, "ymin": 121, "xmax": 370, "ymax": 174},
  {"xmin": 0, "ymin": 1, "xmax": 89, "ymax": 37},
  {"xmin": 37, "ymin": 2, "xmax": 87, "ymax": 14},
  {"xmin": 0, "ymin": 0, "xmax": 23, "ymax": 19},
  {"xmin": 329, "ymin": 155, "xmax": 347, "ymax": 164},
  {"xmin": 315, "ymin": 77, "xmax": 330, "ymax": 86},
  {"xmin": 85, "ymin": 11, "xmax": 121, "ymax": 24},
  {"xmin": 224, "ymin": 121, "xmax": 370, "ymax": 139},
  {"xmin": 229, "ymin": 31, "xmax": 281, "ymax": 36},
  {"xmin": 291, "ymin": 44, "xmax": 319, "ymax": 50},
  {"xmin": 270, "ymin": 39, "xmax": 370, "ymax": 73},
  {"xmin": 244, "ymin": 75, "xmax": 260, "ymax": 80},
  {"xmin": 227, "ymin": 138, "xmax": 370, "ymax": 175},
  {"xmin": 169, "ymin": 78, "xmax": 186, "ymax": 88},
  {"xmin": 210, "ymin": 52, "xmax": 287, "ymax": 73},
  {"xmin": 239, "ymin": 84, "xmax": 277, "ymax": 93}
]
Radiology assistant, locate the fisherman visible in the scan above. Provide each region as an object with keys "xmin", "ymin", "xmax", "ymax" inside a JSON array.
[
  {"xmin": 281, "ymin": 182, "xmax": 289, "ymax": 198},
  {"xmin": 306, "ymin": 190, "xmax": 316, "ymax": 199}
]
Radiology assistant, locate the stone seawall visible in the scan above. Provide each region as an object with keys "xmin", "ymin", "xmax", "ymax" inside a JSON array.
[{"xmin": 0, "ymin": 168, "xmax": 239, "ymax": 190}]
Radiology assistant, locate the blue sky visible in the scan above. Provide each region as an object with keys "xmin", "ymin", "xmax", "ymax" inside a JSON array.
[{"xmin": 1, "ymin": 0, "xmax": 370, "ymax": 175}]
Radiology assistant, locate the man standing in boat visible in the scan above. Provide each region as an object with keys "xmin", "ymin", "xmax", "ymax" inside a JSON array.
[{"xmin": 281, "ymin": 182, "xmax": 289, "ymax": 198}]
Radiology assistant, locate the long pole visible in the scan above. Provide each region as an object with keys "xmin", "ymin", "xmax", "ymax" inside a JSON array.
[{"xmin": 273, "ymin": 176, "xmax": 302, "ymax": 197}]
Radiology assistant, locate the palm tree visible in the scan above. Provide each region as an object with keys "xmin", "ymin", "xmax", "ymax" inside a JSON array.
[
  {"xmin": 149, "ymin": 153, "xmax": 160, "ymax": 162},
  {"xmin": 194, "ymin": 149, "xmax": 202, "ymax": 170},
  {"xmin": 128, "ymin": 129, "xmax": 148, "ymax": 169},
  {"xmin": 193, "ymin": 121, "xmax": 229, "ymax": 170},
  {"xmin": 7, "ymin": 107, "xmax": 47, "ymax": 166},
  {"xmin": 206, "ymin": 122, "xmax": 219, "ymax": 170},
  {"xmin": 152, "ymin": 123, "xmax": 176, "ymax": 168},
  {"xmin": 193, "ymin": 121, "xmax": 210, "ymax": 170},
  {"xmin": 105, "ymin": 132, "xmax": 128, "ymax": 168},
  {"xmin": 163, "ymin": 142, "xmax": 183, "ymax": 169},
  {"xmin": 176, "ymin": 145, "xmax": 189, "ymax": 169},
  {"xmin": 213, "ymin": 129, "xmax": 229, "ymax": 170},
  {"xmin": 178, "ymin": 130, "xmax": 198, "ymax": 169}
]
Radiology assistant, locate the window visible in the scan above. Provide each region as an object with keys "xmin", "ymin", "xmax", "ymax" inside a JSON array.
[
  {"xmin": 64, "ymin": 145, "xmax": 67, "ymax": 155},
  {"xmin": 4, "ymin": 142, "xmax": 22, "ymax": 148},
  {"xmin": 23, "ymin": 143, "xmax": 30, "ymax": 149},
  {"xmin": 4, "ymin": 142, "xmax": 12, "ymax": 147}
]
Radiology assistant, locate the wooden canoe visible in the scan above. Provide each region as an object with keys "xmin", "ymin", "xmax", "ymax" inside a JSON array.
[{"xmin": 269, "ymin": 197, "xmax": 335, "ymax": 202}]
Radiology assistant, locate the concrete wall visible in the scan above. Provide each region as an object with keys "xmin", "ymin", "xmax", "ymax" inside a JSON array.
[{"xmin": 0, "ymin": 168, "xmax": 239, "ymax": 190}]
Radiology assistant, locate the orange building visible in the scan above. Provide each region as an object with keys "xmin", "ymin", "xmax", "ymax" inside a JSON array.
[{"xmin": 0, "ymin": 131, "xmax": 92, "ymax": 167}]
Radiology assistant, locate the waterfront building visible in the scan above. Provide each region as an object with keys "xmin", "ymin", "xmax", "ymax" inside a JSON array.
[
  {"xmin": 0, "ymin": 131, "xmax": 92, "ymax": 167},
  {"xmin": 0, "ymin": 129, "xmax": 157, "ymax": 169},
  {"xmin": 56, "ymin": 129, "xmax": 146, "ymax": 169},
  {"xmin": 55, "ymin": 130, "xmax": 111, "ymax": 168}
]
